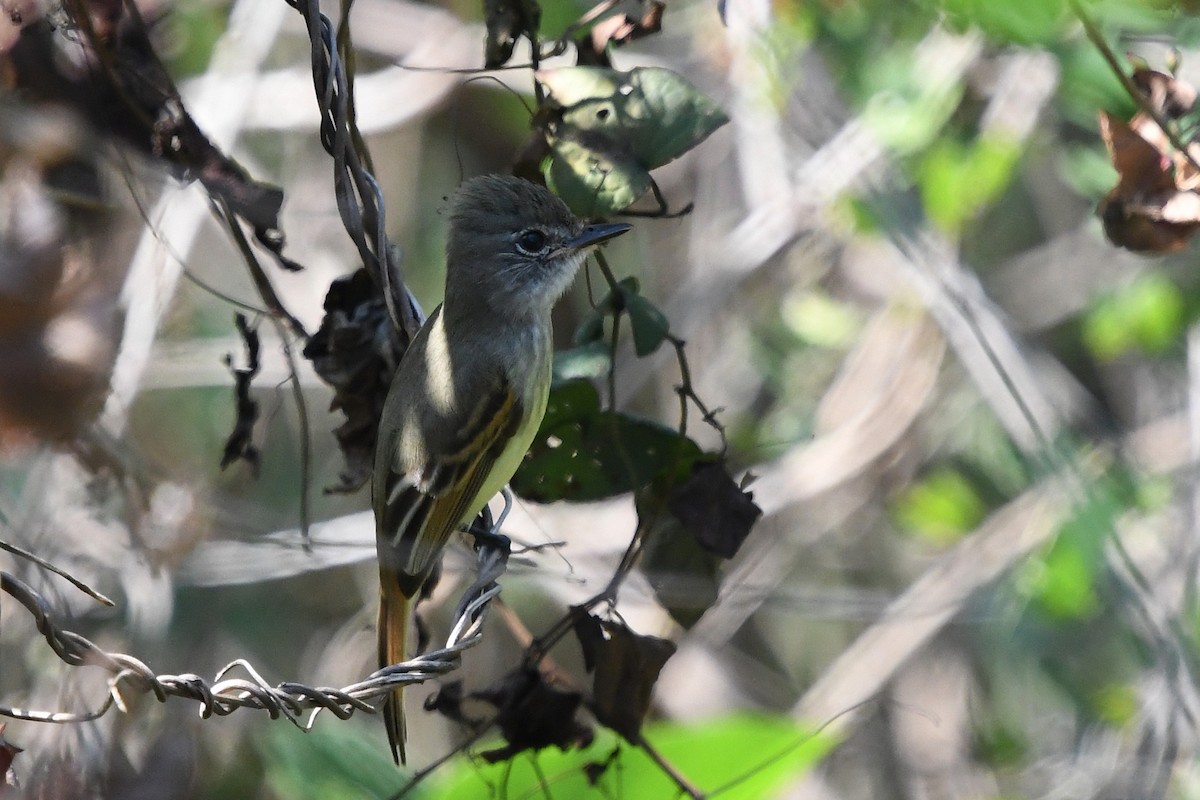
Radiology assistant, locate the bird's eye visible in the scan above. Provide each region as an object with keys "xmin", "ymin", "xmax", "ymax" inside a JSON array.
[{"xmin": 515, "ymin": 229, "xmax": 548, "ymax": 255}]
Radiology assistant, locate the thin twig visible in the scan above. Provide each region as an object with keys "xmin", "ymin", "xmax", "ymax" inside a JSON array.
[
  {"xmin": 214, "ymin": 198, "xmax": 313, "ymax": 543},
  {"xmin": 214, "ymin": 198, "xmax": 308, "ymax": 340},
  {"xmin": 632, "ymin": 732, "xmax": 706, "ymax": 799},
  {"xmin": 279, "ymin": 328, "xmax": 313, "ymax": 549},
  {"xmin": 0, "ymin": 540, "xmax": 113, "ymax": 607}
]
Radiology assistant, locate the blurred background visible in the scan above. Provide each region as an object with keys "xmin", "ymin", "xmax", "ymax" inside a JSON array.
[{"xmin": 3, "ymin": 0, "xmax": 1200, "ymax": 797}]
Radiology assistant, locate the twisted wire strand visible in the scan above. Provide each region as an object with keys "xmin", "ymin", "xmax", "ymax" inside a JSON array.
[
  {"xmin": 282, "ymin": 0, "xmax": 424, "ymax": 340},
  {"xmin": 0, "ymin": 540, "xmax": 507, "ymax": 731}
]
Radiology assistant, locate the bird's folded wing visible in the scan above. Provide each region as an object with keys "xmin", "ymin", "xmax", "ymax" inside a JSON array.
[{"xmin": 376, "ymin": 375, "xmax": 524, "ymax": 590}]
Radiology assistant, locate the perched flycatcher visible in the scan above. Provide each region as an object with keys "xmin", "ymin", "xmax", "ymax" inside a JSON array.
[{"xmin": 371, "ymin": 175, "xmax": 631, "ymax": 763}]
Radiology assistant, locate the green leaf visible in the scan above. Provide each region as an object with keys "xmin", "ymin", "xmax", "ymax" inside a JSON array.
[
  {"xmin": 545, "ymin": 131, "xmax": 650, "ymax": 217},
  {"xmin": 973, "ymin": 720, "xmax": 1027, "ymax": 767},
  {"xmin": 1031, "ymin": 538, "xmax": 1099, "ymax": 620},
  {"xmin": 1126, "ymin": 274, "xmax": 1185, "ymax": 353},
  {"xmin": 622, "ymin": 289, "xmax": 671, "ymax": 356},
  {"xmin": 1020, "ymin": 491, "xmax": 1119, "ymax": 621},
  {"xmin": 512, "ymin": 380, "xmax": 701, "ymax": 502},
  {"xmin": 540, "ymin": 66, "xmax": 729, "ymax": 169},
  {"xmin": 940, "ymin": 0, "xmax": 1067, "ymax": 45},
  {"xmin": 1057, "ymin": 44, "xmax": 1135, "ymax": 127},
  {"xmin": 861, "ymin": 49, "xmax": 965, "ymax": 155},
  {"xmin": 1082, "ymin": 272, "xmax": 1185, "ymax": 360},
  {"xmin": 429, "ymin": 715, "xmax": 836, "ymax": 800},
  {"xmin": 539, "ymin": 66, "xmax": 728, "ymax": 214},
  {"xmin": 1091, "ymin": 683, "xmax": 1138, "ymax": 726},
  {"xmin": 892, "ymin": 468, "xmax": 987, "ymax": 545},
  {"xmin": 1081, "ymin": 299, "xmax": 1129, "ymax": 362},
  {"xmin": 919, "ymin": 135, "xmax": 1022, "ymax": 235},
  {"xmin": 573, "ymin": 309, "xmax": 607, "ymax": 345},
  {"xmin": 781, "ymin": 291, "xmax": 860, "ymax": 347}
]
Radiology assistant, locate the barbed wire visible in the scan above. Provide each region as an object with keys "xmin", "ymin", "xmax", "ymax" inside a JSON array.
[{"xmin": 0, "ymin": 536, "xmax": 509, "ymax": 731}]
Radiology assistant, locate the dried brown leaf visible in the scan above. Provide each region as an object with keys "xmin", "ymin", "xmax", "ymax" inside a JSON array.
[
  {"xmin": 473, "ymin": 668, "xmax": 592, "ymax": 760},
  {"xmin": 573, "ymin": 613, "xmax": 675, "ymax": 741},
  {"xmin": 1098, "ymin": 110, "xmax": 1200, "ymax": 252},
  {"xmin": 220, "ymin": 314, "xmax": 261, "ymax": 474},
  {"xmin": 303, "ymin": 270, "xmax": 402, "ymax": 492},
  {"xmin": 1131, "ymin": 66, "xmax": 1197, "ymax": 120},
  {"xmin": 582, "ymin": 0, "xmax": 664, "ymax": 65},
  {"xmin": 667, "ymin": 460, "xmax": 761, "ymax": 559},
  {"xmin": 484, "ymin": 0, "xmax": 541, "ymax": 68},
  {"xmin": 7, "ymin": 9, "xmax": 292, "ymax": 266},
  {"xmin": 0, "ymin": 724, "xmax": 21, "ymax": 792}
]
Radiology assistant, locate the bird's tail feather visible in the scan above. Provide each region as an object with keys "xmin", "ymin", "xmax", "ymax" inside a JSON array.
[{"xmin": 378, "ymin": 577, "xmax": 409, "ymax": 764}]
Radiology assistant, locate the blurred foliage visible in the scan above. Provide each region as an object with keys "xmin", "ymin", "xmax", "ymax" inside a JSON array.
[
  {"xmin": 161, "ymin": 0, "xmax": 226, "ymax": 77},
  {"xmin": 891, "ymin": 467, "xmax": 988, "ymax": 545},
  {"xmin": 258, "ymin": 722, "xmax": 406, "ymax": 800},
  {"xmin": 1082, "ymin": 271, "xmax": 1186, "ymax": 359},
  {"xmin": 8, "ymin": 0, "xmax": 1200, "ymax": 795},
  {"xmin": 429, "ymin": 716, "xmax": 836, "ymax": 800}
]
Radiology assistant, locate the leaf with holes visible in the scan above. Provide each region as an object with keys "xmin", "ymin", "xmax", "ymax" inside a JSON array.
[
  {"xmin": 512, "ymin": 379, "xmax": 701, "ymax": 502},
  {"xmin": 545, "ymin": 130, "xmax": 651, "ymax": 217},
  {"xmin": 540, "ymin": 66, "xmax": 728, "ymax": 170}
]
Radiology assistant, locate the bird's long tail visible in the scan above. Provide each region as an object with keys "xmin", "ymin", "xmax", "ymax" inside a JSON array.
[{"xmin": 378, "ymin": 573, "xmax": 409, "ymax": 764}]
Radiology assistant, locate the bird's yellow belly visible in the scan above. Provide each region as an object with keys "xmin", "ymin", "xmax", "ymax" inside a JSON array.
[{"xmin": 461, "ymin": 344, "xmax": 550, "ymax": 525}]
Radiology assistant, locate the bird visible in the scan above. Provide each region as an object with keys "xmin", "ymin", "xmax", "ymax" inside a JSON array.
[{"xmin": 371, "ymin": 174, "xmax": 631, "ymax": 763}]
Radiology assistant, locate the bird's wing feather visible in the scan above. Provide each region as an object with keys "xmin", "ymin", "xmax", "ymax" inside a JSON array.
[{"xmin": 376, "ymin": 369, "xmax": 523, "ymax": 593}]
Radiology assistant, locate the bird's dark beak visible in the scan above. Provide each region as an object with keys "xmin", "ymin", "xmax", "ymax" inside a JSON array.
[{"xmin": 568, "ymin": 222, "xmax": 632, "ymax": 250}]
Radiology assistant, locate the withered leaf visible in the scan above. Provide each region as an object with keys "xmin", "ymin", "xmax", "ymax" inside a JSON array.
[
  {"xmin": 1131, "ymin": 66, "xmax": 1197, "ymax": 120},
  {"xmin": 581, "ymin": 1, "xmax": 665, "ymax": 66},
  {"xmin": 0, "ymin": 724, "xmax": 21, "ymax": 789},
  {"xmin": 573, "ymin": 612, "xmax": 675, "ymax": 741},
  {"xmin": 303, "ymin": 269, "xmax": 402, "ymax": 493},
  {"xmin": 1102, "ymin": 111, "xmax": 1173, "ymax": 195},
  {"xmin": 424, "ymin": 680, "xmax": 471, "ymax": 724},
  {"xmin": 0, "ymin": 101, "xmax": 118, "ymax": 449},
  {"xmin": 1098, "ymin": 110, "xmax": 1200, "ymax": 253},
  {"xmin": 667, "ymin": 460, "xmax": 761, "ymax": 559},
  {"xmin": 637, "ymin": 485, "xmax": 720, "ymax": 629},
  {"xmin": 484, "ymin": 0, "xmax": 541, "ymax": 69},
  {"xmin": 473, "ymin": 668, "xmax": 592, "ymax": 760},
  {"xmin": 220, "ymin": 314, "xmax": 261, "ymax": 474},
  {"xmin": 8, "ymin": 10, "xmax": 293, "ymax": 269}
]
